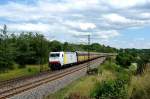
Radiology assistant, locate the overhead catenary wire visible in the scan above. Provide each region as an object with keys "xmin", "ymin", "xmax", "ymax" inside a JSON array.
[{"xmin": 73, "ymin": 34, "xmax": 105, "ymax": 72}]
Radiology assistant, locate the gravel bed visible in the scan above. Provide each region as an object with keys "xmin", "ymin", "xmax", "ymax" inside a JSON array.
[
  {"xmin": 8, "ymin": 57, "xmax": 106, "ymax": 99},
  {"xmin": 0, "ymin": 71, "xmax": 58, "ymax": 93}
]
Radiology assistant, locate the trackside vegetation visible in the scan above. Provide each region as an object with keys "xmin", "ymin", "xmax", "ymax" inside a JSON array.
[
  {"xmin": 0, "ymin": 25, "xmax": 117, "ymax": 73},
  {"xmin": 46, "ymin": 53, "xmax": 150, "ymax": 99},
  {"xmin": 0, "ymin": 64, "xmax": 49, "ymax": 81}
]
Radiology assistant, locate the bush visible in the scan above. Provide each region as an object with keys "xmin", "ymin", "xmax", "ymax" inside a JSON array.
[
  {"xmin": 27, "ymin": 68, "xmax": 32, "ymax": 72},
  {"xmin": 116, "ymin": 67, "xmax": 131, "ymax": 85},
  {"xmin": 116, "ymin": 52, "xmax": 136, "ymax": 68},
  {"xmin": 91, "ymin": 78, "xmax": 128, "ymax": 99},
  {"xmin": 102, "ymin": 60, "xmax": 120, "ymax": 72},
  {"xmin": 129, "ymin": 63, "xmax": 137, "ymax": 75},
  {"xmin": 18, "ymin": 64, "xmax": 26, "ymax": 68}
]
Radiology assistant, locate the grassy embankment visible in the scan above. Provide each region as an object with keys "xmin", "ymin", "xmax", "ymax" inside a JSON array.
[
  {"xmin": 0, "ymin": 64, "xmax": 49, "ymax": 81},
  {"xmin": 46, "ymin": 60, "xmax": 117, "ymax": 99},
  {"xmin": 46, "ymin": 59, "xmax": 150, "ymax": 99},
  {"xmin": 129, "ymin": 65, "xmax": 150, "ymax": 99}
]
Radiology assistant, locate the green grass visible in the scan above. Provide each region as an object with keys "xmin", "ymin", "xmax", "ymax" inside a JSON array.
[
  {"xmin": 0, "ymin": 64, "xmax": 49, "ymax": 81},
  {"xmin": 129, "ymin": 66, "xmax": 150, "ymax": 99},
  {"xmin": 46, "ymin": 59, "xmax": 150, "ymax": 99},
  {"xmin": 46, "ymin": 60, "xmax": 116, "ymax": 99},
  {"xmin": 46, "ymin": 76, "xmax": 97, "ymax": 99}
]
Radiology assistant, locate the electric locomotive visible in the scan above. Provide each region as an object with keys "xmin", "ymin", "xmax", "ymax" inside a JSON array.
[{"xmin": 49, "ymin": 51, "xmax": 104, "ymax": 70}]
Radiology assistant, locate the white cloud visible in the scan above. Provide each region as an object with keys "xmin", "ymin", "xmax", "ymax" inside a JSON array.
[
  {"xmin": 101, "ymin": 0, "xmax": 149, "ymax": 9},
  {"xmin": 79, "ymin": 23, "xmax": 96, "ymax": 30},
  {"xmin": 0, "ymin": 0, "xmax": 150, "ymax": 48},
  {"xmin": 96, "ymin": 30, "xmax": 120, "ymax": 39},
  {"xmin": 0, "ymin": 25, "xmax": 3, "ymax": 30},
  {"xmin": 102, "ymin": 13, "xmax": 130, "ymax": 23},
  {"xmin": 140, "ymin": 13, "xmax": 150, "ymax": 19},
  {"xmin": 8, "ymin": 23, "xmax": 50, "ymax": 32},
  {"xmin": 101, "ymin": 13, "xmax": 150, "ymax": 29},
  {"xmin": 38, "ymin": 1, "xmax": 70, "ymax": 12},
  {"xmin": 65, "ymin": 0, "xmax": 100, "ymax": 10},
  {"xmin": 64, "ymin": 21, "xmax": 96, "ymax": 31}
]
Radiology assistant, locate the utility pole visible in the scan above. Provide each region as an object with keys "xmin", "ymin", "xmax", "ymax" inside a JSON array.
[
  {"xmin": 87, "ymin": 34, "xmax": 90, "ymax": 71},
  {"xmin": 73, "ymin": 34, "xmax": 103, "ymax": 73},
  {"xmin": 73, "ymin": 34, "xmax": 91, "ymax": 72}
]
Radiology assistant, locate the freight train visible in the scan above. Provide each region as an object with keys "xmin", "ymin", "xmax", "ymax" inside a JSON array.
[{"xmin": 49, "ymin": 51, "xmax": 108, "ymax": 70}]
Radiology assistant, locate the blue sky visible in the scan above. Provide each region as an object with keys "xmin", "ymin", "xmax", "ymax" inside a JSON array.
[{"xmin": 0, "ymin": 0, "xmax": 150, "ymax": 49}]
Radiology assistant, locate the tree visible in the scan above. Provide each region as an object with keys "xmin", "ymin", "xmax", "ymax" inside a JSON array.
[
  {"xmin": 15, "ymin": 32, "xmax": 49, "ymax": 66},
  {"xmin": 136, "ymin": 53, "xmax": 150, "ymax": 74},
  {"xmin": 63, "ymin": 42, "xmax": 69, "ymax": 51},
  {"xmin": 0, "ymin": 25, "xmax": 15, "ymax": 71},
  {"xmin": 90, "ymin": 43, "xmax": 102, "ymax": 52},
  {"xmin": 0, "ymin": 25, "xmax": 121, "ymax": 71},
  {"xmin": 116, "ymin": 52, "xmax": 135, "ymax": 68},
  {"xmin": 49, "ymin": 40, "xmax": 62, "ymax": 51}
]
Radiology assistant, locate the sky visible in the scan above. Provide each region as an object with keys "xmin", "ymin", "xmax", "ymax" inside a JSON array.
[{"xmin": 0, "ymin": 0, "xmax": 150, "ymax": 49}]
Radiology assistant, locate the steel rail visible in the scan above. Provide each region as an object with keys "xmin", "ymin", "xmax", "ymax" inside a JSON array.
[
  {"xmin": 0, "ymin": 56, "xmax": 103, "ymax": 88},
  {"xmin": 0, "ymin": 58, "xmax": 101, "ymax": 99},
  {"xmin": 0, "ymin": 70, "xmax": 50, "ymax": 88},
  {"xmin": 0, "ymin": 65, "xmax": 86, "ymax": 99}
]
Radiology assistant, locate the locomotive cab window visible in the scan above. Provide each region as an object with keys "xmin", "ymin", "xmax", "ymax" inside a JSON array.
[{"xmin": 50, "ymin": 53, "xmax": 60, "ymax": 57}]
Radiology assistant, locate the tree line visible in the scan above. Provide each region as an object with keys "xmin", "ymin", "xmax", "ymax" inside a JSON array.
[
  {"xmin": 116, "ymin": 48, "xmax": 150, "ymax": 74},
  {"xmin": 0, "ymin": 25, "xmax": 117, "ymax": 71},
  {"xmin": 1, "ymin": 25, "xmax": 149, "ymax": 72}
]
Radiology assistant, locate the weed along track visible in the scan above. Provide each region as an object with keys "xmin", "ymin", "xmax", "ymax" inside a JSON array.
[{"xmin": 0, "ymin": 57, "xmax": 106, "ymax": 99}]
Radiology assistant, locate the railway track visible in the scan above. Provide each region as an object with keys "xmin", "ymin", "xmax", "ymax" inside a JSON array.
[
  {"xmin": 0, "ymin": 57, "xmax": 105, "ymax": 99},
  {"xmin": 0, "ymin": 57, "xmax": 103, "ymax": 89},
  {"xmin": 0, "ymin": 70, "xmax": 51, "ymax": 88}
]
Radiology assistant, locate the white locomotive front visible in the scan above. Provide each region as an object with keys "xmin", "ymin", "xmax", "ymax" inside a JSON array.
[{"xmin": 49, "ymin": 52, "xmax": 77, "ymax": 70}]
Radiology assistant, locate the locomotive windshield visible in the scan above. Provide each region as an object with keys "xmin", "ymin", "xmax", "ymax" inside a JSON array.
[{"xmin": 50, "ymin": 53, "xmax": 60, "ymax": 57}]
